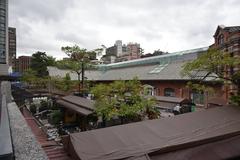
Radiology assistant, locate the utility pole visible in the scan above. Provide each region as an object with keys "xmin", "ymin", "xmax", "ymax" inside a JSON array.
[
  {"xmin": 81, "ymin": 61, "xmax": 84, "ymax": 96},
  {"xmin": 78, "ymin": 72, "xmax": 81, "ymax": 95}
]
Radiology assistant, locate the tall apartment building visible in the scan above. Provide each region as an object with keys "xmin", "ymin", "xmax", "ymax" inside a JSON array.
[
  {"xmin": 105, "ymin": 40, "xmax": 123, "ymax": 57},
  {"xmin": 0, "ymin": 0, "xmax": 9, "ymax": 75},
  {"xmin": 8, "ymin": 27, "xmax": 16, "ymax": 67},
  {"xmin": 212, "ymin": 25, "xmax": 240, "ymax": 100},
  {"xmin": 115, "ymin": 40, "xmax": 122, "ymax": 57}
]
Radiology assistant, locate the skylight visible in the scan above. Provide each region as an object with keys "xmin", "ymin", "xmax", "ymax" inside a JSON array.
[{"xmin": 149, "ymin": 63, "xmax": 169, "ymax": 74}]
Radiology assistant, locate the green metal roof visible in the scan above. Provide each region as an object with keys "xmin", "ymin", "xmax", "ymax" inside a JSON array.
[{"xmin": 97, "ymin": 47, "xmax": 208, "ymax": 70}]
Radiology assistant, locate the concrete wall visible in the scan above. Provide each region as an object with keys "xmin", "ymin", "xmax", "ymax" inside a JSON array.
[
  {"xmin": 0, "ymin": 81, "xmax": 48, "ymax": 160},
  {"xmin": 0, "ymin": 92, "xmax": 13, "ymax": 160}
]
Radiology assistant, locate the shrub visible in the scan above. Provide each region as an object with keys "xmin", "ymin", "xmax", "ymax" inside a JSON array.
[
  {"xmin": 30, "ymin": 104, "xmax": 37, "ymax": 114},
  {"xmin": 51, "ymin": 110, "xmax": 63, "ymax": 125},
  {"xmin": 39, "ymin": 100, "xmax": 49, "ymax": 112}
]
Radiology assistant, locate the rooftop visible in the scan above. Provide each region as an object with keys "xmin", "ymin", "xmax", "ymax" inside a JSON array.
[
  {"xmin": 48, "ymin": 47, "xmax": 215, "ymax": 82},
  {"xmin": 98, "ymin": 47, "xmax": 208, "ymax": 69},
  {"xmin": 224, "ymin": 26, "xmax": 240, "ymax": 33},
  {"xmin": 57, "ymin": 95, "xmax": 95, "ymax": 116},
  {"xmin": 65, "ymin": 106, "xmax": 240, "ymax": 160},
  {"xmin": 214, "ymin": 25, "xmax": 240, "ymax": 36}
]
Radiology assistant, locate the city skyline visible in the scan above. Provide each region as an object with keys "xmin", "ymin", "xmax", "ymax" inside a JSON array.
[{"xmin": 10, "ymin": 0, "xmax": 240, "ymax": 59}]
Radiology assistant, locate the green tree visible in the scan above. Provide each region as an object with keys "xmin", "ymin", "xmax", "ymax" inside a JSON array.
[
  {"xmin": 21, "ymin": 69, "xmax": 48, "ymax": 89},
  {"xmin": 63, "ymin": 73, "xmax": 73, "ymax": 91},
  {"xmin": 181, "ymin": 48, "xmax": 240, "ymax": 105},
  {"xmin": 21, "ymin": 69, "xmax": 37, "ymax": 85},
  {"xmin": 139, "ymin": 48, "xmax": 144, "ymax": 55},
  {"xmin": 31, "ymin": 51, "xmax": 56, "ymax": 77},
  {"xmin": 153, "ymin": 49, "xmax": 167, "ymax": 56},
  {"xmin": 51, "ymin": 73, "xmax": 74, "ymax": 92},
  {"xmin": 58, "ymin": 45, "xmax": 95, "ymax": 95},
  {"xmin": 91, "ymin": 78, "xmax": 158, "ymax": 125}
]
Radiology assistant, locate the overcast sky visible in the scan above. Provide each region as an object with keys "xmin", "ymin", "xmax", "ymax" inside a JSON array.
[{"xmin": 9, "ymin": 0, "xmax": 240, "ymax": 59}]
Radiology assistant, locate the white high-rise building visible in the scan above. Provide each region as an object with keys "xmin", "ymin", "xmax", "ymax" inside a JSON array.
[
  {"xmin": 0, "ymin": 0, "xmax": 9, "ymax": 75},
  {"xmin": 115, "ymin": 40, "xmax": 122, "ymax": 57}
]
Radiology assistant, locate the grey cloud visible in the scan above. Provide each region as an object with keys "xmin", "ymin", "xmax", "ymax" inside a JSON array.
[
  {"xmin": 9, "ymin": 0, "xmax": 240, "ymax": 57},
  {"xmin": 10, "ymin": 0, "xmax": 75, "ymax": 21}
]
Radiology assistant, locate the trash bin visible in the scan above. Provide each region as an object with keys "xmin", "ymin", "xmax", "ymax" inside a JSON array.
[{"xmin": 191, "ymin": 104, "xmax": 196, "ymax": 112}]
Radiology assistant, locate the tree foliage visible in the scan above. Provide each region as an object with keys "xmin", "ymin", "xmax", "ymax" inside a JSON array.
[
  {"xmin": 56, "ymin": 59, "xmax": 82, "ymax": 75},
  {"xmin": 21, "ymin": 69, "xmax": 74, "ymax": 92},
  {"xmin": 91, "ymin": 78, "xmax": 159, "ymax": 121},
  {"xmin": 61, "ymin": 45, "xmax": 96, "ymax": 61},
  {"xmin": 21, "ymin": 51, "xmax": 56, "ymax": 89},
  {"xmin": 21, "ymin": 69, "xmax": 37, "ymax": 84},
  {"xmin": 31, "ymin": 51, "xmax": 56, "ymax": 77},
  {"xmin": 21, "ymin": 69, "xmax": 48, "ymax": 89},
  {"xmin": 153, "ymin": 49, "xmax": 168, "ymax": 56},
  {"xmin": 181, "ymin": 48, "xmax": 240, "ymax": 105},
  {"xmin": 51, "ymin": 110, "xmax": 63, "ymax": 125},
  {"xmin": 51, "ymin": 73, "xmax": 75, "ymax": 92},
  {"xmin": 57, "ymin": 45, "xmax": 96, "ymax": 94}
]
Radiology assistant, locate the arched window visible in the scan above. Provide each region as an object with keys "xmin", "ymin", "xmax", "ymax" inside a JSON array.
[
  {"xmin": 164, "ymin": 88, "xmax": 175, "ymax": 97},
  {"xmin": 218, "ymin": 34, "xmax": 224, "ymax": 45},
  {"xmin": 143, "ymin": 84, "xmax": 154, "ymax": 96}
]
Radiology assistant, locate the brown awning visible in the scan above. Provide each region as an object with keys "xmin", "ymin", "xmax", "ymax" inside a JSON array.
[
  {"xmin": 68, "ymin": 106, "xmax": 240, "ymax": 160},
  {"xmin": 56, "ymin": 95, "xmax": 95, "ymax": 116}
]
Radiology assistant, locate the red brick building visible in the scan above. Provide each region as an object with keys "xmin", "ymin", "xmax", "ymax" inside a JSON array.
[
  {"xmin": 126, "ymin": 43, "xmax": 141, "ymax": 60},
  {"xmin": 48, "ymin": 25, "xmax": 240, "ymax": 106},
  {"xmin": 14, "ymin": 56, "xmax": 32, "ymax": 73},
  {"xmin": 48, "ymin": 47, "xmax": 224, "ymax": 106},
  {"xmin": 212, "ymin": 25, "xmax": 240, "ymax": 101}
]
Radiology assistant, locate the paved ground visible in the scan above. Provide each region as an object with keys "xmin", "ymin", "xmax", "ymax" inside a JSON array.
[{"xmin": 22, "ymin": 107, "xmax": 72, "ymax": 160}]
